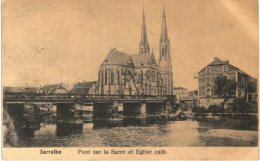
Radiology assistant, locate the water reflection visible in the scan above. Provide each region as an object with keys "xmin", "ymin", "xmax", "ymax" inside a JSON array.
[
  {"xmin": 4, "ymin": 118, "xmax": 258, "ymax": 147},
  {"xmin": 56, "ymin": 123, "xmax": 83, "ymax": 136}
]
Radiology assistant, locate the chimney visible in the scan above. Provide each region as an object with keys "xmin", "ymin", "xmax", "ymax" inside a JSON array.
[{"xmin": 214, "ymin": 57, "xmax": 220, "ymax": 61}]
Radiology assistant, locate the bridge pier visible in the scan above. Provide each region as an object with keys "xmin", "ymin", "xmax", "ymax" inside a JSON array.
[
  {"xmin": 111, "ymin": 101, "xmax": 123, "ymax": 120},
  {"xmin": 74, "ymin": 102, "xmax": 94, "ymax": 122},
  {"xmin": 56, "ymin": 103, "xmax": 75, "ymax": 122},
  {"xmin": 3, "ymin": 103, "xmax": 41, "ymax": 139},
  {"xmin": 123, "ymin": 102, "xmax": 147, "ymax": 118},
  {"xmin": 93, "ymin": 103, "xmax": 110, "ymax": 120},
  {"xmin": 140, "ymin": 102, "xmax": 147, "ymax": 118}
]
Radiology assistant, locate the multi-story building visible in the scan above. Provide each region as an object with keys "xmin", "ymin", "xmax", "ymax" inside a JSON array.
[
  {"xmin": 173, "ymin": 87, "xmax": 188, "ymax": 102},
  {"xmin": 198, "ymin": 57, "xmax": 257, "ymax": 108},
  {"xmin": 97, "ymin": 6, "xmax": 173, "ymax": 96}
]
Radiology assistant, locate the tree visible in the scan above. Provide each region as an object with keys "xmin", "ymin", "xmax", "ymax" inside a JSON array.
[
  {"xmin": 214, "ymin": 74, "xmax": 236, "ymax": 99},
  {"xmin": 208, "ymin": 105, "xmax": 224, "ymax": 113},
  {"xmin": 229, "ymin": 98, "xmax": 249, "ymax": 113}
]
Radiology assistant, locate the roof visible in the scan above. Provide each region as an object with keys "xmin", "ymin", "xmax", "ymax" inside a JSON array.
[
  {"xmin": 40, "ymin": 84, "xmax": 68, "ymax": 94},
  {"xmin": 73, "ymin": 81, "xmax": 97, "ymax": 87},
  {"xmin": 199, "ymin": 57, "xmax": 254, "ymax": 78},
  {"xmin": 101, "ymin": 49, "xmax": 158, "ymax": 69},
  {"xmin": 21, "ymin": 87, "xmax": 40, "ymax": 93},
  {"xmin": 69, "ymin": 88, "xmax": 91, "ymax": 94},
  {"xmin": 208, "ymin": 57, "xmax": 229, "ymax": 66},
  {"xmin": 101, "ymin": 49, "xmax": 133, "ymax": 67},
  {"xmin": 69, "ymin": 81, "xmax": 97, "ymax": 94},
  {"xmin": 174, "ymin": 87, "xmax": 187, "ymax": 90},
  {"xmin": 131, "ymin": 53, "xmax": 158, "ymax": 68}
]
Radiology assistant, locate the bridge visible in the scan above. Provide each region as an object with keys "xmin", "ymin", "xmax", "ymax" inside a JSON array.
[{"xmin": 3, "ymin": 93, "xmax": 176, "ymax": 127}]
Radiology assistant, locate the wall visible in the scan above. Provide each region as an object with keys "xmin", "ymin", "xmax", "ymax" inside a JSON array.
[
  {"xmin": 199, "ymin": 98, "xmax": 224, "ymax": 108},
  {"xmin": 199, "ymin": 64, "xmax": 237, "ymax": 98}
]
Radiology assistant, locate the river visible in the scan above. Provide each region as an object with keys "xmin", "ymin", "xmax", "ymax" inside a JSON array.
[{"xmin": 4, "ymin": 118, "xmax": 258, "ymax": 147}]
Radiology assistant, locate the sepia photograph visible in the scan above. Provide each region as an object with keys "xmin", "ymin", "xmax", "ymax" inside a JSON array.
[{"xmin": 2, "ymin": 0, "xmax": 259, "ymax": 160}]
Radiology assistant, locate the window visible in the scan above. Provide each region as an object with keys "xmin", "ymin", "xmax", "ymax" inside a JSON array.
[
  {"xmin": 105, "ymin": 69, "xmax": 107, "ymax": 85},
  {"xmin": 206, "ymin": 76, "xmax": 211, "ymax": 85},
  {"xmin": 117, "ymin": 70, "xmax": 120, "ymax": 84},
  {"xmin": 101, "ymin": 70, "xmax": 104, "ymax": 84},
  {"xmin": 111, "ymin": 69, "xmax": 114, "ymax": 84},
  {"xmin": 206, "ymin": 88, "xmax": 211, "ymax": 96},
  {"xmin": 199, "ymin": 78, "xmax": 206, "ymax": 85},
  {"xmin": 206, "ymin": 66, "xmax": 210, "ymax": 74},
  {"xmin": 223, "ymin": 76, "xmax": 228, "ymax": 84},
  {"xmin": 162, "ymin": 48, "xmax": 164, "ymax": 56},
  {"xmin": 223, "ymin": 65, "xmax": 228, "ymax": 72},
  {"xmin": 140, "ymin": 70, "xmax": 143, "ymax": 82}
]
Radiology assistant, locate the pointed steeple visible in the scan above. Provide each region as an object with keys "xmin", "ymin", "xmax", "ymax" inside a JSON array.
[
  {"xmin": 139, "ymin": 5, "xmax": 149, "ymax": 54},
  {"xmin": 158, "ymin": 3, "xmax": 173, "ymax": 95},
  {"xmin": 160, "ymin": 4, "xmax": 168, "ymax": 42}
]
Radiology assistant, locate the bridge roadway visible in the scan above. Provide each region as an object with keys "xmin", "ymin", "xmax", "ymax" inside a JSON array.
[{"xmin": 3, "ymin": 94, "xmax": 175, "ymax": 104}]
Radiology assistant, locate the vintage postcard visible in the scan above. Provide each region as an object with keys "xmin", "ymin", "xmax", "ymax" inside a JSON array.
[{"xmin": 2, "ymin": 0, "xmax": 259, "ymax": 160}]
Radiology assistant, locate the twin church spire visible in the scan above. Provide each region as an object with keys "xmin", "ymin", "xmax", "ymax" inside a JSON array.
[
  {"xmin": 139, "ymin": 5, "xmax": 169, "ymax": 55},
  {"xmin": 160, "ymin": 5, "xmax": 168, "ymax": 42},
  {"xmin": 139, "ymin": 7, "xmax": 150, "ymax": 54}
]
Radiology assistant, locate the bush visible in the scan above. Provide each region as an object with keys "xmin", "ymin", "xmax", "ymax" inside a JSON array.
[
  {"xmin": 208, "ymin": 105, "xmax": 224, "ymax": 113},
  {"xmin": 228, "ymin": 98, "xmax": 252, "ymax": 113},
  {"xmin": 192, "ymin": 106, "xmax": 207, "ymax": 113},
  {"xmin": 170, "ymin": 103, "xmax": 181, "ymax": 114}
]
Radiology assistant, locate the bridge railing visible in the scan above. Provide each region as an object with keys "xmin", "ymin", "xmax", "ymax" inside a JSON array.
[{"xmin": 3, "ymin": 93, "xmax": 175, "ymax": 102}]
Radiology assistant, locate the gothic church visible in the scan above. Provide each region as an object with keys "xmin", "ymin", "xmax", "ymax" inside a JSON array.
[{"xmin": 97, "ymin": 6, "xmax": 173, "ymax": 96}]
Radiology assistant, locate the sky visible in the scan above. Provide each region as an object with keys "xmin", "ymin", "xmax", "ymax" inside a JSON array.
[{"xmin": 2, "ymin": 0, "xmax": 259, "ymax": 90}]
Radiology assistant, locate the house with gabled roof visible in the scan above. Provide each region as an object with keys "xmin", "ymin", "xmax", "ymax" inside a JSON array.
[
  {"xmin": 69, "ymin": 81, "xmax": 98, "ymax": 95},
  {"xmin": 39, "ymin": 83, "xmax": 69, "ymax": 96},
  {"xmin": 198, "ymin": 57, "xmax": 257, "ymax": 108},
  {"xmin": 173, "ymin": 87, "xmax": 188, "ymax": 102}
]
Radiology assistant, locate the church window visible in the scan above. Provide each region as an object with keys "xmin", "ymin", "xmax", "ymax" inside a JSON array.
[
  {"xmin": 141, "ymin": 70, "xmax": 143, "ymax": 82},
  {"xmin": 107, "ymin": 68, "xmax": 110, "ymax": 84},
  {"xmin": 98, "ymin": 70, "xmax": 100, "ymax": 83},
  {"xmin": 105, "ymin": 69, "xmax": 107, "ymax": 85},
  {"xmin": 111, "ymin": 68, "xmax": 114, "ymax": 84},
  {"xmin": 162, "ymin": 48, "xmax": 164, "ymax": 56},
  {"xmin": 117, "ymin": 70, "xmax": 120, "ymax": 84},
  {"xmin": 121, "ymin": 68, "xmax": 124, "ymax": 75}
]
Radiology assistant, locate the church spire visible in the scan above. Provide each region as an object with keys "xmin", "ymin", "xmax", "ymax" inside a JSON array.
[
  {"xmin": 160, "ymin": 4, "xmax": 168, "ymax": 42},
  {"xmin": 139, "ymin": 6, "xmax": 150, "ymax": 54}
]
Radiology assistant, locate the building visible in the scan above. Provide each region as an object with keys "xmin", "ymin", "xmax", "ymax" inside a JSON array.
[
  {"xmin": 3, "ymin": 87, "xmax": 25, "ymax": 95},
  {"xmin": 21, "ymin": 87, "xmax": 40, "ymax": 94},
  {"xmin": 173, "ymin": 87, "xmax": 188, "ymax": 102},
  {"xmin": 39, "ymin": 84, "xmax": 69, "ymax": 96},
  {"xmin": 69, "ymin": 81, "xmax": 98, "ymax": 95},
  {"xmin": 198, "ymin": 57, "xmax": 257, "ymax": 108},
  {"xmin": 97, "ymin": 6, "xmax": 173, "ymax": 96}
]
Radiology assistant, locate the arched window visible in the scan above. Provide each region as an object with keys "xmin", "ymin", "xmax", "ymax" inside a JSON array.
[
  {"xmin": 105, "ymin": 69, "xmax": 107, "ymax": 85},
  {"xmin": 117, "ymin": 70, "xmax": 120, "ymax": 84},
  {"xmin": 140, "ymin": 70, "xmax": 143, "ymax": 82},
  {"xmin": 111, "ymin": 68, "xmax": 114, "ymax": 84},
  {"xmin": 162, "ymin": 48, "xmax": 164, "ymax": 56},
  {"xmin": 98, "ymin": 70, "xmax": 100, "ymax": 83}
]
